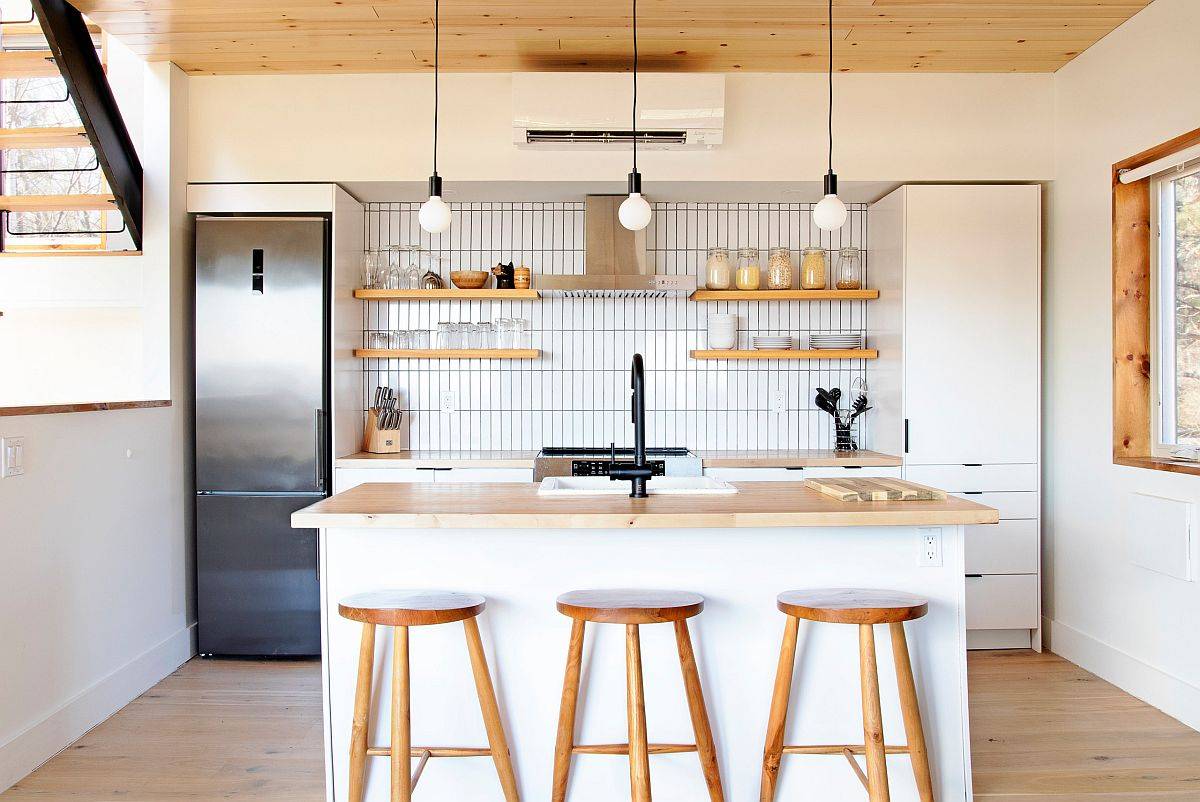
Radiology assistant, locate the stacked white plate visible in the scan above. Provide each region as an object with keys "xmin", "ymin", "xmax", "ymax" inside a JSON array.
[
  {"xmin": 809, "ymin": 333, "xmax": 865, "ymax": 350},
  {"xmin": 752, "ymin": 335, "xmax": 795, "ymax": 350}
]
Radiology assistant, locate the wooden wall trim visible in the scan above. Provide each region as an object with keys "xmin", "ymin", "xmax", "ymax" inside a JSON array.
[
  {"xmin": 1112, "ymin": 126, "xmax": 1200, "ymax": 471},
  {"xmin": 0, "ymin": 400, "xmax": 170, "ymax": 416}
]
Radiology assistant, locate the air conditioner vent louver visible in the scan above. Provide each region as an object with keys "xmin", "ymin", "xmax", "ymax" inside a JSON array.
[{"xmin": 525, "ymin": 129, "xmax": 688, "ymax": 145}]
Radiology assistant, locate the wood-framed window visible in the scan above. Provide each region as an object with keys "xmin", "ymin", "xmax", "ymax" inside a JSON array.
[{"xmin": 1113, "ymin": 127, "xmax": 1200, "ymax": 476}]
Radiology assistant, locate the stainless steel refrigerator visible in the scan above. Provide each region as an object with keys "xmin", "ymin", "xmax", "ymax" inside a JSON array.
[{"xmin": 195, "ymin": 216, "xmax": 329, "ymax": 656}]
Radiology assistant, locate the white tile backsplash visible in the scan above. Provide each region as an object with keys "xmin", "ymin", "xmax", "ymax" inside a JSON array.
[{"xmin": 362, "ymin": 201, "xmax": 871, "ymax": 451}]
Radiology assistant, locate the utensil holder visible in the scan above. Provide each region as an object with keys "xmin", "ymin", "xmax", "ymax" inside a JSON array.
[{"xmin": 363, "ymin": 408, "xmax": 405, "ymax": 454}]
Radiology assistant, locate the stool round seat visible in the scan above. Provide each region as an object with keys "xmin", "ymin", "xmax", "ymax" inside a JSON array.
[
  {"xmin": 777, "ymin": 588, "xmax": 928, "ymax": 625},
  {"xmin": 556, "ymin": 589, "xmax": 705, "ymax": 625},
  {"xmin": 338, "ymin": 590, "xmax": 486, "ymax": 627}
]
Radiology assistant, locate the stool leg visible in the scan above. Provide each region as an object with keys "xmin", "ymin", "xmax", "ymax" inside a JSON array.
[
  {"xmin": 391, "ymin": 625, "xmax": 411, "ymax": 802},
  {"xmin": 463, "ymin": 617, "xmax": 521, "ymax": 802},
  {"xmin": 674, "ymin": 620, "xmax": 724, "ymax": 802},
  {"xmin": 858, "ymin": 624, "xmax": 891, "ymax": 802},
  {"xmin": 552, "ymin": 619, "xmax": 585, "ymax": 802},
  {"xmin": 889, "ymin": 622, "xmax": 935, "ymax": 802},
  {"xmin": 348, "ymin": 623, "xmax": 376, "ymax": 802},
  {"xmin": 760, "ymin": 614, "xmax": 799, "ymax": 802},
  {"xmin": 625, "ymin": 624, "xmax": 652, "ymax": 802}
]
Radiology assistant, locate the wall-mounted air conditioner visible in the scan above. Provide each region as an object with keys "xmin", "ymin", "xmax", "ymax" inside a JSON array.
[{"xmin": 512, "ymin": 73, "xmax": 724, "ymax": 150}]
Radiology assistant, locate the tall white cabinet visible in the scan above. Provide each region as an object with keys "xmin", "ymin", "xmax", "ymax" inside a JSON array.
[{"xmin": 872, "ymin": 184, "xmax": 1042, "ymax": 650}]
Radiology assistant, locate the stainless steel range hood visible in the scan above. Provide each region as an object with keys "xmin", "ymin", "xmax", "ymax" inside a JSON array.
[{"xmin": 536, "ymin": 195, "xmax": 696, "ymax": 297}]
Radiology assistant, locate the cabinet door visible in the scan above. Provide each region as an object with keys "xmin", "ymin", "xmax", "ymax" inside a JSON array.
[
  {"xmin": 903, "ymin": 185, "xmax": 1040, "ymax": 465},
  {"xmin": 434, "ymin": 468, "xmax": 534, "ymax": 483},
  {"xmin": 333, "ymin": 467, "xmax": 432, "ymax": 492}
]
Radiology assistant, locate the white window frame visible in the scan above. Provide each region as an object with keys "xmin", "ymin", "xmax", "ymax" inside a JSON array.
[{"xmin": 1151, "ymin": 162, "xmax": 1200, "ymax": 457}]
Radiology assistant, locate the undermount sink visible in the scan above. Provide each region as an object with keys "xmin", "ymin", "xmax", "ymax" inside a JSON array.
[{"xmin": 537, "ymin": 476, "xmax": 739, "ymax": 496}]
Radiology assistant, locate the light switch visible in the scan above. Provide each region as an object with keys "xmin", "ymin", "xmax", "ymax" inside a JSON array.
[{"xmin": 1, "ymin": 436, "xmax": 25, "ymax": 477}]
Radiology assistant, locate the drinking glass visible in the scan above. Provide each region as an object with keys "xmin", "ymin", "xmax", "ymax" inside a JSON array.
[
  {"xmin": 403, "ymin": 246, "xmax": 423, "ymax": 290},
  {"xmin": 389, "ymin": 330, "xmax": 410, "ymax": 350},
  {"xmin": 360, "ymin": 251, "xmax": 383, "ymax": 289},
  {"xmin": 410, "ymin": 330, "xmax": 430, "ymax": 350},
  {"xmin": 477, "ymin": 322, "xmax": 496, "ymax": 349},
  {"xmin": 436, "ymin": 322, "xmax": 459, "ymax": 349},
  {"xmin": 368, "ymin": 331, "xmax": 389, "ymax": 349}
]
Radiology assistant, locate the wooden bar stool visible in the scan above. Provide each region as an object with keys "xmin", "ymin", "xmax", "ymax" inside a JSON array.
[
  {"xmin": 760, "ymin": 589, "xmax": 935, "ymax": 802},
  {"xmin": 551, "ymin": 589, "xmax": 724, "ymax": 802},
  {"xmin": 338, "ymin": 590, "xmax": 520, "ymax": 802}
]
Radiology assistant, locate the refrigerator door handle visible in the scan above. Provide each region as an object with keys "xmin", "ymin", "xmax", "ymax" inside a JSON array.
[{"xmin": 314, "ymin": 409, "xmax": 325, "ymax": 491}]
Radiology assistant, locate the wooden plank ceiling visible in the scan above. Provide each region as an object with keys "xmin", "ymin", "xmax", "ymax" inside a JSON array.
[{"xmin": 71, "ymin": 0, "xmax": 1152, "ymax": 75}]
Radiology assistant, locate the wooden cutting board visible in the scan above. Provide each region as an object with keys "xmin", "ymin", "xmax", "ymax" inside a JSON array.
[{"xmin": 805, "ymin": 477, "xmax": 947, "ymax": 502}]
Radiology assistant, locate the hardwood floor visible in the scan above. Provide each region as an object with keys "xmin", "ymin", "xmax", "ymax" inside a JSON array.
[{"xmin": 4, "ymin": 650, "xmax": 1199, "ymax": 800}]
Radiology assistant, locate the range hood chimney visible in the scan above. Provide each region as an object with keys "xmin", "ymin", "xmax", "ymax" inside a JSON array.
[{"xmin": 536, "ymin": 195, "xmax": 696, "ymax": 297}]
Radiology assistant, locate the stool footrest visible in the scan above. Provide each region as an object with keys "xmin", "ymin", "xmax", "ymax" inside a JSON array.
[
  {"xmin": 365, "ymin": 746, "xmax": 494, "ymax": 758},
  {"xmin": 573, "ymin": 743, "xmax": 698, "ymax": 756},
  {"xmin": 782, "ymin": 743, "xmax": 910, "ymax": 755}
]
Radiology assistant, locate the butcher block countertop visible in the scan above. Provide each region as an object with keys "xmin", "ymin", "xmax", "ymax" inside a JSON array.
[
  {"xmin": 334, "ymin": 449, "xmax": 901, "ymax": 470},
  {"xmin": 291, "ymin": 481, "xmax": 997, "ymax": 530}
]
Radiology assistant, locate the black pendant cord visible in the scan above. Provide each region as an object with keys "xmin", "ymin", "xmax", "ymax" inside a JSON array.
[
  {"xmin": 632, "ymin": 0, "xmax": 638, "ymax": 175},
  {"xmin": 826, "ymin": 0, "xmax": 833, "ymax": 175},
  {"xmin": 433, "ymin": 0, "xmax": 440, "ymax": 179}
]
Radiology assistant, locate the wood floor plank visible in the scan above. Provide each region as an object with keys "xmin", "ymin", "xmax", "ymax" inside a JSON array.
[{"xmin": 4, "ymin": 649, "xmax": 1200, "ymax": 800}]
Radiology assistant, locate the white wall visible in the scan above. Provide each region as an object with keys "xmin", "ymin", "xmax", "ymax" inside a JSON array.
[
  {"xmin": 1045, "ymin": 0, "xmax": 1200, "ymax": 730},
  {"xmin": 0, "ymin": 62, "xmax": 194, "ymax": 790},
  {"xmin": 187, "ymin": 72, "xmax": 1054, "ymax": 185}
]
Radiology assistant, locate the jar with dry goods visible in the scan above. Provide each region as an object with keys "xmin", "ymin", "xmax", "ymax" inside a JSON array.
[
  {"xmin": 705, "ymin": 247, "xmax": 733, "ymax": 290},
  {"xmin": 835, "ymin": 247, "xmax": 862, "ymax": 290},
  {"xmin": 800, "ymin": 247, "xmax": 828, "ymax": 290},
  {"xmin": 735, "ymin": 247, "xmax": 761, "ymax": 290},
  {"xmin": 766, "ymin": 247, "xmax": 793, "ymax": 290}
]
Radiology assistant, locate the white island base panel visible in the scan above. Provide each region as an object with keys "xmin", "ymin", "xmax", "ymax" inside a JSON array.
[{"xmin": 318, "ymin": 525, "xmax": 971, "ymax": 802}]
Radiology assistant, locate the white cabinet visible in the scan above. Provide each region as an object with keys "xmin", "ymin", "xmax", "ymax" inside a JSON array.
[
  {"xmin": 873, "ymin": 185, "xmax": 1042, "ymax": 650},
  {"xmin": 899, "ymin": 185, "xmax": 1041, "ymax": 466},
  {"xmin": 333, "ymin": 466, "xmax": 533, "ymax": 492},
  {"xmin": 703, "ymin": 466, "xmax": 903, "ymax": 482}
]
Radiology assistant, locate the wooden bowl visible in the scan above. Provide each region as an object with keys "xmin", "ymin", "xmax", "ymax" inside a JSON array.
[{"xmin": 451, "ymin": 270, "xmax": 489, "ymax": 290}]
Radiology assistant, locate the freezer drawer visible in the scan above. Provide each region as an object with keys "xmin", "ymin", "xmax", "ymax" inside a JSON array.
[
  {"xmin": 966, "ymin": 520, "xmax": 1040, "ymax": 574},
  {"xmin": 197, "ymin": 494, "xmax": 321, "ymax": 656},
  {"xmin": 950, "ymin": 491, "xmax": 1038, "ymax": 520},
  {"xmin": 905, "ymin": 464, "xmax": 1038, "ymax": 493},
  {"xmin": 965, "ymin": 574, "xmax": 1039, "ymax": 630}
]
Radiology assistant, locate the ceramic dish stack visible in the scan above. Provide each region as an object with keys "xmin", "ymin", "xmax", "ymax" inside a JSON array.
[
  {"xmin": 809, "ymin": 333, "xmax": 865, "ymax": 350},
  {"xmin": 752, "ymin": 335, "xmax": 795, "ymax": 350}
]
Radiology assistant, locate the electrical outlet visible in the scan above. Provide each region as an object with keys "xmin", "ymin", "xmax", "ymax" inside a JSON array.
[
  {"xmin": 919, "ymin": 528, "xmax": 942, "ymax": 567},
  {"xmin": 771, "ymin": 390, "xmax": 787, "ymax": 415},
  {"xmin": 1, "ymin": 436, "xmax": 25, "ymax": 477},
  {"xmin": 440, "ymin": 391, "xmax": 457, "ymax": 414}
]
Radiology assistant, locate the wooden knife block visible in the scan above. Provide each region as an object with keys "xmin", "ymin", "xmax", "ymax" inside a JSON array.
[{"xmin": 362, "ymin": 408, "xmax": 405, "ymax": 454}]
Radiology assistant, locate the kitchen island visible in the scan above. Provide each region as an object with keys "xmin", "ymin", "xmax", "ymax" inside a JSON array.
[{"xmin": 293, "ymin": 481, "xmax": 996, "ymax": 802}]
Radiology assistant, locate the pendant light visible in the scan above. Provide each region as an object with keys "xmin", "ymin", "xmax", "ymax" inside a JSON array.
[
  {"xmin": 618, "ymin": 0, "xmax": 652, "ymax": 231},
  {"xmin": 418, "ymin": 0, "xmax": 452, "ymax": 234},
  {"xmin": 812, "ymin": 0, "xmax": 848, "ymax": 232}
]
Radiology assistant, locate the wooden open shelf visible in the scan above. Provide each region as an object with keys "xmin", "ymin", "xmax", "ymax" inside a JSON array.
[
  {"xmin": 690, "ymin": 289, "xmax": 879, "ymax": 301},
  {"xmin": 354, "ymin": 348, "xmax": 541, "ymax": 360},
  {"xmin": 354, "ymin": 288, "xmax": 539, "ymax": 300},
  {"xmin": 690, "ymin": 349, "xmax": 878, "ymax": 360}
]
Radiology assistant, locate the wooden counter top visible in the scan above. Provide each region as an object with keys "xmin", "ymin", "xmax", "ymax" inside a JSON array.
[
  {"xmin": 292, "ymin": 481, "xmax": 997, "ymax": 530},
  {"xmin": 334, "ymin": 449, "xmax": 902, "ymax": 470}
]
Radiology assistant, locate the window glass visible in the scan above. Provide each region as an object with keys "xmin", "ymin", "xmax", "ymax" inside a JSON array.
[{"xmin": 1173, "ymin": 172, "xmax": 1200, "ymax": 445}]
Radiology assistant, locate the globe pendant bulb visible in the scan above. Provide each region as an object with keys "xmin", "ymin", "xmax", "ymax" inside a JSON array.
[
  {"xmin": 619, "ymin": 192, "xmax": 652, "ymax": 231},
  {"xmin": 813, "ymin": 193, "xmax": 848, "ymax": 231},
  {"xmin": 419, "ymin": 195, "xmax": 452, "ymax": 233}
]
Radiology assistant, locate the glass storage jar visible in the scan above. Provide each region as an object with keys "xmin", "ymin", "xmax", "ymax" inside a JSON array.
[
  {"xmin": 735, "ymin": 247, "xmax": 761, "ymax": 290},
  {"xmin": 766, "ymin": 247, "xmax": 793, "ymax": 290},
  {"xmin": 705, "ymin": 247, "xmax": 733, "ymax": 290},
  {"xmin": 835, "ymin": 247, "xmax": 862, "ymax": 290},
  {"xmin": 800, "ymin": 247, "xmax": 828, "ymax": 290}
]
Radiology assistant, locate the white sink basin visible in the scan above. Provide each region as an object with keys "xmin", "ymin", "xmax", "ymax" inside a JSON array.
[{"xmin": 537, "ymin": 476, "xmax": 738, "ymax": 496}]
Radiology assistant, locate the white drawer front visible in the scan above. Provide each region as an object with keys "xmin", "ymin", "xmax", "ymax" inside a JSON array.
[
  {"xmin": 435, "ymin": 468, "xmax": 533, "ymax": 483},
  {"xmin": 906, "ymin": 464, "xmax": 1038, "ymax": 493},
  {"xmin": 966, "ymin": 574, "xmax": 1039, "ymax": 630},
  {"xmin": 704, "ymin": 467, "xmax": 903, "ymax": 482},
  {"xmin": 951, "ymin": 491, "xmax": 1039, "ymax": 520},
  {"xmin": 966, "ymin": 520, "xmax": 1039, "ymax": 574},
  {"xmin": 333, "ymin": 468, "xmax": 432, "ymax": 492}
]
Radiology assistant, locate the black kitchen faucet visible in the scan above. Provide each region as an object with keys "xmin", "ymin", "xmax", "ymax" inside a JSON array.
[{"xmin": 608, "ymin": 353, "xmax": 653, "ymax": 498}]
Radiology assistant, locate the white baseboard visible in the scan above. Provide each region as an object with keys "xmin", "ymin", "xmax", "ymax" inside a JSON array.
[
  {"xmin": 1045, "ymin": 616, "xmax": 1200, "ymax": 732},
  {"xmin": 0, "ymin": 623, "xmax": 196, "ymax": 792}
]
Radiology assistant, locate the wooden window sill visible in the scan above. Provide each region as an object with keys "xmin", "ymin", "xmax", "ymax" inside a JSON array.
[
  {"xmin": 0, "ymin": 250, "xmax": 142, "ymax": 258},
  {"xmin": 1114, "ymin": 456, "xmax": 1200, "ymax": 478},
  {"xmin": 0, "ymin": 400, "xmax": 170, "ymax": 416}
]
